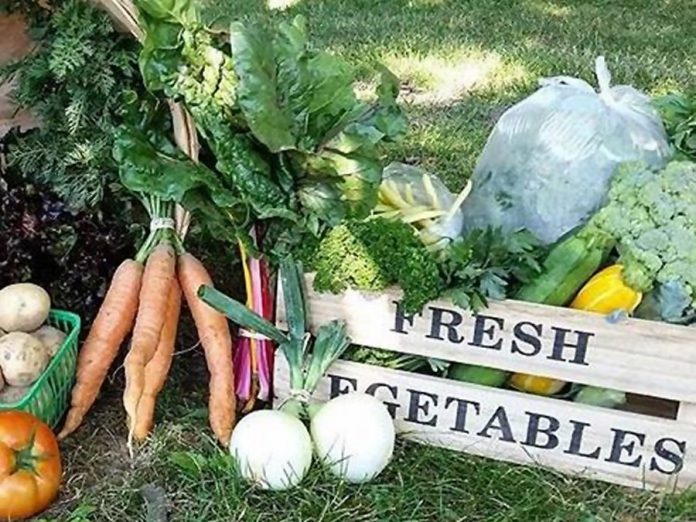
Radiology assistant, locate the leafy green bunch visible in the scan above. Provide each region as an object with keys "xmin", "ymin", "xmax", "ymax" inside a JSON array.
[
  {"xmin": 441, "ymin": 228, "xmax": 545, "ymax": 311},
  {"xmin": 654, "ymin": 93, "xmax": 696, "ymax": 161},
  {"xmin": 116, "ymin": 0, "xmax": 407, "ymax": 257},
  {"xmin": 302, "ymin": 218, "xmax": 443, "ymax": 314},
  {"xmin": 296, "ymin": 217, "xmax": 547, "ymax": 315},
  {"xmin": 3, "ymin": 0, "xmax": 142, "ymax": 210}
]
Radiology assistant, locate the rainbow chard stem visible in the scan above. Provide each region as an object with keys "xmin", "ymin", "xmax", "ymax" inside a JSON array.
[
  {"xmin": 233, "ymin": 227, "xmax": 276, "ymax": 409},
  {"xmin": 199, "ymin": 257, "xmax": 352, "ymax": 419}
]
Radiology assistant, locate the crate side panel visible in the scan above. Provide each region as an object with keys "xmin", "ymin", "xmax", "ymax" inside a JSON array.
[
  {"xmin": 678, "ymin": 403, "xmax": 696, "ymax": 425},
  {"xmin": 276, "ymin": 276, "xmax": 696, "ymax": 402},
  {"xmin": 274, "ymin": 356, "xmax": 696, "ymax": 491}
]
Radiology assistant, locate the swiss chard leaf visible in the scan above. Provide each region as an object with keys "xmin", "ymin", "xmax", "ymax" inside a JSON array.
[
  {"xmin": 113, "ymin": 125, "xmax": 242, "ymax": 243},
  {"xmin": 228, "ymin": 20, "xmax": 297, "ymax": 153},
  {"xmin": 134, "ymin": 0, "xmax": 197, "ymax": 24},
  {"xmin": 229, "ymin": 15, "xmax": 407, "ymax": 223},
  {"xmin": 114, "ymin": 126, "xmax": 230, "ymax": 204}
]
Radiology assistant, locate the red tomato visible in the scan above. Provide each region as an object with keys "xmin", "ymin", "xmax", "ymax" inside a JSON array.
[{"xmin": 0, "ymin": 411, "xmax": 62, "ymax": 520}]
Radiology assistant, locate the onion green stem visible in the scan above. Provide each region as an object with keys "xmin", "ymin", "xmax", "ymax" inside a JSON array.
[{"xmin": 199, "ymin": 257, "xmax": 352, "ymax": 419}]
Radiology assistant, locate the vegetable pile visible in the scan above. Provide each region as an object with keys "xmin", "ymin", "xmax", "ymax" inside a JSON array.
[
  {"xmin": 112, "ymin": 0, "xmax": 409, "ymax": 415},
  {"xmin": 200, "ymin": 258, "xmax": 395, "ymax": 490},
  {"xmin": 7, "ymin": 0, "xmax": 696, "ymax": 499},
  {"xmin": 518, "ymin": 160, "xmax": 696, "ymax": 313}
]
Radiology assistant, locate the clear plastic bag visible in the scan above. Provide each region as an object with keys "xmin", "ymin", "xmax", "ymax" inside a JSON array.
[
  {"xmin": 461, "ymin": 56, "xmax": 671, "ymax": 244},
  {"xmin": 376, "ymin": 162, "xmax": 469, "ymax": 251}
]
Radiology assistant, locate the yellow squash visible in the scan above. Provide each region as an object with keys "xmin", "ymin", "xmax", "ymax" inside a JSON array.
[
  {"xmin": 510, "ymin": 265, "xmax": 641, "ymax": 397},
  {"xmin": 570, "ymin": 264, "xmax": 642, "ymax": 314},
  {"xmin": 508, "ymin": 373, "xmax": 566, "ymax": 396}
]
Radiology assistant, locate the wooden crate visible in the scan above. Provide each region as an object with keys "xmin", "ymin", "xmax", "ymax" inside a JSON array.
[{"xmin": 274, "ymin": 275, "xmax": 696, "ymax": 491}]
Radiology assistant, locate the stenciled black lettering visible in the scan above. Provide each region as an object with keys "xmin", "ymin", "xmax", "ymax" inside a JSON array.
[
  {"xmin": 392, "ymin": 300, "xmax": 418, "ymax": 334},
  {"xmin": 523, "ymin": 412, "xmax": 560, "ymax": 449},
  {"xmin": 365, "ymin": 382, "xmax": 400, "ymax": 419},
  {"xmin": 564, "ymin": 420, "xmax": 601, "ymax": 459},
  {"xmin": 547, "ymin": 327, "xmax": 593, "ymax": 366},
  {"xmin": 328, "ymin": 374, "xmax": 358, "ymax": 398},
  {"xmin": 511, "ymin": 321, "xmax": 543, "ymax": 357},
  {"xmin": 468, "ymin": 314, "xmax": 504, "ymax": 351},
  {"xmin": 405, "ymin": 389, "xmax": 439, "ymax": 426},
  {"xmin": 605, "ymin": 428, "xmax": 645, "ymax": 467},
  {"xmin": 477, "ymin": 406, "xmax": 515, "ymax": 442},
  {"xmin": 650, "ymin": 437, "xmax": 686, "ymax": 475},
  {"xmin": 426, "ymin": 306, "xmax": 465, "ymax": 343},
  {"xmin": 444, "ymin": 397, "xmax": 481, "ymax": 433}
]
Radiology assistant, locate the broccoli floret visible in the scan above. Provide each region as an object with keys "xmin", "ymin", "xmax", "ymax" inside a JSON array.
[{"xmin": 588, "ymin": 161, "xmax": 696, "ymax": 299}]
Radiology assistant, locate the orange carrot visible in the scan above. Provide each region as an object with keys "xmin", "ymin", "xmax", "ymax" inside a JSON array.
[
  {"xmin": 178, "ymin": 252, "xmax": 236, "ymax": 445},
  {"xmin": 123, "ymin": 243, "xmax": 176, "ymax": 434},
  {"xmin": 132, "ymin": 279, "xmax": 181, "ymax": 441},
  {"xmin": 58, "ymin": 259, "xmax": 143, "ymax": 439}
]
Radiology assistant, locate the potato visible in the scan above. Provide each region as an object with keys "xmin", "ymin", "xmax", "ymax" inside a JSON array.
[
  {"xmin": 32, "ymin": 325, "xmax": 66, "ymax": 357},
  {"xmin": 0, "ymin": 385, "xmax": 29, "ymax": 404},
  {"xmin": 0, "ymin": 332, "xmax": 49, "ymax": 386},
  {"xmin": 0, "ymin": 283, "xmax": 51, "ymax": 332}
]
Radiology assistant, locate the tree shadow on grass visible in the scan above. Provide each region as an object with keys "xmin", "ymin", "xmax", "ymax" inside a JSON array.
[
  {"xmin": 207, "ymin": 0, "xmax": 696, "ymax": 91},
  {"xmin": 204, "ymin": 0, "xmax": 696, "ymax": 189}
]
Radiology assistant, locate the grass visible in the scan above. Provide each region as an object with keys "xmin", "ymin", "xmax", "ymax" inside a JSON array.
[
  {"xmin": 44, "ymin": 0, "xmax": 696, "ymax": 520},
  {"xmin": 205, "ymin": 0, "xmax": 696, "ymax": 190},
  {"xmin": 44, "ymin": 368, "xmax": 696, "ymax": 522}
]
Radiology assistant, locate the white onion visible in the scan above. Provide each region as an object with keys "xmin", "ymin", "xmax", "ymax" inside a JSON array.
[
  {"xmin": 311, "ymin": 392, "xmax": 395, "ymax": 483},
  {"xmin": 229, "ymin": 410, "xmax": 312, "ymax": 490}
]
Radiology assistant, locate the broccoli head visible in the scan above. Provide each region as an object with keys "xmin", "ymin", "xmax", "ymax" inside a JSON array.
[{"xmin": 589, "ymin": 161, "xmax": 696, "ymax": 296}]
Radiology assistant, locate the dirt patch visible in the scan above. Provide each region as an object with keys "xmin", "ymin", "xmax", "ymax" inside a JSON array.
[{"xmin": 44, "ymin": 328, "xmax": 218, "ymax": 519}]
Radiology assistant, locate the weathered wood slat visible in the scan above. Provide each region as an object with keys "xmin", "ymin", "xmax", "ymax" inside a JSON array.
[
  {"xmin": 276, "ymin": 275, "xmax": 696, "ymax": 402},
  {"xmin": 678, "ymin": 403, "xmax": 696, "ymax": 425},
  {"xmin": 274, "ymin": 355, "xmax": 696, "ymax": 491}
]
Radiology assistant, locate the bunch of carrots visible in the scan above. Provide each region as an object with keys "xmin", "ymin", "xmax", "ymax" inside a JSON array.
[{"xmin": 58, "ymin": 196, "xmax": 236, "ymax": 446}]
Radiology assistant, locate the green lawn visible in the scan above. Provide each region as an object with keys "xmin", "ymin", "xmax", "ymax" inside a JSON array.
[{"xmin": 46, "ymin": 1, "xmax": 696, "ymax": 520}]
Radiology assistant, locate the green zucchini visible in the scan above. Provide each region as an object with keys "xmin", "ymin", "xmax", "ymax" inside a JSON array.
[{"xmin": 515, "ymin": 228, "xmax": 614, "ymax": 306}]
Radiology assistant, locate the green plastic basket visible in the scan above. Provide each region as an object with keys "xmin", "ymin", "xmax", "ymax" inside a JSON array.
[{"xmin": 0, "ymin": 310, "xmax": 81, "ymax": 428}]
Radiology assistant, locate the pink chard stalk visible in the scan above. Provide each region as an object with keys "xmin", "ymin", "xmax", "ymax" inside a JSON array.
[{"xmin": 235, "ymin": 227, "xmax": 275, "ymax": 412}]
